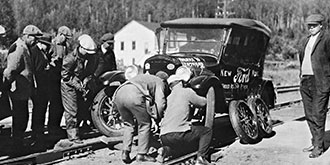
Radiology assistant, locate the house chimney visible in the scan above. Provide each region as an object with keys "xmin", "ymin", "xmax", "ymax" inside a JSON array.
[{"xmin": 147, "ymin": 14, "xmax": 151, "ymax": 22}]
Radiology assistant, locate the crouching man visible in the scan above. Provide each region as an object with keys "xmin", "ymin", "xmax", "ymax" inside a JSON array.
[
  {"xmin": 158, "ymin": 66, "xmax": 213, "ymax": 165},
  {"xmin": 113, "ymin": 66, "xmax": 168, "ymax": 163}
]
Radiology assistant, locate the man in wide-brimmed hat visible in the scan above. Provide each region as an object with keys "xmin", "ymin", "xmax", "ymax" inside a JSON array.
[{"xmin": 61, "ymin": 34, "xmax": 98, "ymax": 145}]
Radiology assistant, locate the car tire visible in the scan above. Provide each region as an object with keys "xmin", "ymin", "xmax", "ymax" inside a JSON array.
[
  {"xmin": 229, "ymin": 100, "xmax": 259, "ymax": 143},
  {"xmin": 205, "ymin": 86, "xmax": 216, "ymax": 128},
  {"xmin": 247, "ymin": 97, "xmax": 273, "ymax": 138},
  {"xmin": 91, "ymin": 87, "xmax": 124, "ymax": 137}
]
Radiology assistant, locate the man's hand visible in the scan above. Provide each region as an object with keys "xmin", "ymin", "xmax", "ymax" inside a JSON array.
[{"xmin": 151, "ymin": 118, "xmax": 160, "ymax": 134}]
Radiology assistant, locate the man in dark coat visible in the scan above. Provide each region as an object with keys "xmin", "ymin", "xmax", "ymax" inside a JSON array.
[
  {"xmin": 113, "ymin": 66, "xmax": 168, "ymax": 163},
  {"xmin": 94, "ymin": 32, "xmax": 117, "ymax": 77},
  {"xmin": 299, "ymin": 14, "xmax": 330, "ymax": 158},
  {"xmin": 2, "ymin": 25, "xmax": 42, "ymax": 147},
  {"xmin": 30, "ymin": 34, "xmax": 53, "ymax": 149}
]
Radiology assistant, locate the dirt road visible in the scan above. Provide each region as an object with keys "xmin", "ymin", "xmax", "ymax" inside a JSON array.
[
  {"xmin": 53, "ymin": 101, "xmax": 330, "ymax": 165},
  {"xmin": 215, "ymin": 103, "xmax": 330, "ymax": 165}
]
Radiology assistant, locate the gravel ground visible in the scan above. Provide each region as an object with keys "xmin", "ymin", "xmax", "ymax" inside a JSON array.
[{"xmin": 54, "ymin": 101, "xmax": 330, "ymax": 165}]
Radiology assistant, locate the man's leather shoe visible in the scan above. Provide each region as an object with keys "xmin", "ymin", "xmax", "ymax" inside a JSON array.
[
  {"xmin": 136, "ymin": 154, "xmax": 156, "ymax": 162},
  {"xmin": 122, "ymin": 150, "xmax": 131, "ymax": 164},
  {"xmin": 309, "ymin": 147, "xmax": 324, "ymax": 158},
  {"xmin": 195, "ymin": 156, "xmax": 214, "ymax": 165},
  {"xmin": 303, "ymin": 145, "xmax": 314, "ymax": 152}
]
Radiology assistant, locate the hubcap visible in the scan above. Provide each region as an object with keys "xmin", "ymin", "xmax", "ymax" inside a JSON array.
[
  {"xmin": 237, "ymin": 102, "xmax": 258, "ymax": 138},
  {"xmin": 100, "ymin": 97, "xmax": 124, "ymax": 130}
]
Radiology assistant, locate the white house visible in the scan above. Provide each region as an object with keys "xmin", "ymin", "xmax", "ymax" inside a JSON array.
[{"xmin": 114, "ymin": 20, "xmax": 160, "ymax": 66}]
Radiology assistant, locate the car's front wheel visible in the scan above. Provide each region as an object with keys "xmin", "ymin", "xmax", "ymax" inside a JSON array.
[{"xmin": 91, "ymin": 87, "xmax": 124, "ymax": 137}]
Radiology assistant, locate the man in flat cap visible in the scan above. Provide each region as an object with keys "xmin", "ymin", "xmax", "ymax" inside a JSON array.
[
  {"xmin": 94, "ymin": 32, "xmax": 117, "ymax": 77},
  {"xmin": 299, "ymin": 13, "xmax": 330, "ymax": 158},
  {"xmin": 47, "ymin": 26, "xmax": 72, "ymax": 144},
  {"xmin": 2, "ymin": 24, "xmax": 42, "ymax": 151},
  {"xmin": 29, "ymin": 34, "xmax": 53, "ymax": 151}
]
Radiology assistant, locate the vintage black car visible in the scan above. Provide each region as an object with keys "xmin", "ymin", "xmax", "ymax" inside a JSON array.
[{"xmin": 143, "ymin": 18, "xmax": 275, "ymax": 143}]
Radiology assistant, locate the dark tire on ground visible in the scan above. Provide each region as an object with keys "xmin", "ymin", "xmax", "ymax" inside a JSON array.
[
  {"xmin": 204, "ymin": 86, "xmax": 216, "ymax": 128},
  {"xmin": 229, "ymin": 100, "xmax": 259, "ymax": 144},
  {"xmin": 247, "ymin": 97, "xmax": 273, "ymax": 138},
  {"xmin": 91, "ymin": 87, "xmax": 123, "ymax": 137}
]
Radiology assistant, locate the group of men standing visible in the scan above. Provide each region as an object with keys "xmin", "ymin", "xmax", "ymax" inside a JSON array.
[{"xmin": 0, "ymin": 24, "xmax": 117, "ymax": 154}]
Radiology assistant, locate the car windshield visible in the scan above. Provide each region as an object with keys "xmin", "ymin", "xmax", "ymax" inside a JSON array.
[{"xmin": 160, "ymin": 28, "xmax": 228, "ymax": 57}]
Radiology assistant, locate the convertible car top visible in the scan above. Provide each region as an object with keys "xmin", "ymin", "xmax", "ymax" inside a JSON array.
[{"xmin": 160, "ymin": 18, "xmax": 271, "ymax": 37}]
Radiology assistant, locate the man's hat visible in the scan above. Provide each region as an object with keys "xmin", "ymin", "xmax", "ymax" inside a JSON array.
[
  {"xmin": 167, "ymin": 66, "xmax": 192, "ymax": 85},
  {"xmin": 58, "ymin": 26, "xmax": 72, "ymax": 38},
  {"xmin": 100, "ymin": 32, "xmax": 114, "ymax": 43},
  {"xmin": 23, "ymin": 25, "xmax": 43, "ymax": 36},
  {"xmin": 306, "ymin": 14, "xmax": 325, "ymax": 25},
  {"xmin": 78, "ymin": 34, "xmax": 97, "ymax": 54}
]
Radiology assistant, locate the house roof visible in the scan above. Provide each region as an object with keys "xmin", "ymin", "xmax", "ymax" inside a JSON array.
[
  {"xmin": 137, "ymin": 21, "xmax": 160, "ymax": 32},
  {"xmin": 161, "ymin": 18, "xmax": 271, "ymax": 37}
]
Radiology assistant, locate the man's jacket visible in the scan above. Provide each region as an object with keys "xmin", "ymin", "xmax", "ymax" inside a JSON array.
[
  {"xmin": 3, "ymin": 38, "xmax": 33, "ymax": 100},
  {"xmin": 61, "ymin": 48, "xmax": 98, "ymax": 91},
  {"xmin": 94, "ymin": 46, "xmax": 117, "ymax": 77},
  {"xmin": 299, "ymin": 30, "xmax": 330, "ymax": 92}
]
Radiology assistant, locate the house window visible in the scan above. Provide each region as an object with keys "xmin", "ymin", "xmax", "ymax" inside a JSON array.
[
  {"xmin": 120, "ymin": 42, "xmax": 124, "ymax": 51},
  {"xmin": 145, "ymin": 42, "xmax": 149, "ymax": 54},
  {"xmin": 132, "ymin": 41, "xmax": 136, "ymax": 50}
]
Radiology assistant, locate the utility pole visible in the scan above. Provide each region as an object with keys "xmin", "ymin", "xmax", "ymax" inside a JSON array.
[{"xmin": 215, "ymin": 0, "xmax": 235, "ymax": 18}]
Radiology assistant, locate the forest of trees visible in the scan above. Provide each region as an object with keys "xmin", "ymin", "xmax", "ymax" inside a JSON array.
[{"xmin": 0, "ymin": 0, "xmax": 330, "ymax": 60}]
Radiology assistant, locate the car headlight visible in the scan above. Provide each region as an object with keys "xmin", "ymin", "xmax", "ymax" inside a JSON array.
[
  {"xmin": 124, "ymin": 65, "xmax": 139, "ymax": 79},
  {"xmin": 145, "ymin": 63, "xmax": 150, "ymax": 70},
  {"xmin": 167, "ymin": 63, "xmax": 175, "ymax": 70}
]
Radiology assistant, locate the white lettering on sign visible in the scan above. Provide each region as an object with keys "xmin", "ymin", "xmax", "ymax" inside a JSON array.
[
  {"xmin": 178, "ymin": 57, "xmax": 205, "ymax": 69},
  {"xmin": 233, "ymin": 67, "xmax": 250, "ymax": 83},
  {"xmin": 252, "ymin": 70, "xmax": 259, "ymax": 77},
  {"xmin": 220, "ymin": 69, "xmax": 232, "ymax": 77},
  {"xmin": 222, "ymin": 83, "xmax": 249, "ymax": 90}
]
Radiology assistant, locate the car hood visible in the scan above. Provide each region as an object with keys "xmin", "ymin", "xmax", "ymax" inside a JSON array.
[{"xmin": 144, "ymin": 53, "xmax": 215, "ymax": 77}]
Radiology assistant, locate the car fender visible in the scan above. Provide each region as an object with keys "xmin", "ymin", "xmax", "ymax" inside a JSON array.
[
  {"xmin": 190, "ymin": 75, "xmax": 227, "ymax": 113},
  {"xmin": 98, "ymin": 71, "xmax": 127, "ymax": 97}
]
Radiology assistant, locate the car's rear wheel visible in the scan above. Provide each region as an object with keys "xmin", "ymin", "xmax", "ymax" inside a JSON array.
[
  {"xmin": 91, "ymin": 87, "xmax": 124, "ymax": 137},
  {"xmin": 248, "ymin": 97, "xmax": 273, "ymax": 137},
  {"xmin": 229, "ymin": 100, "xmax": 259, "ymax": 143}
]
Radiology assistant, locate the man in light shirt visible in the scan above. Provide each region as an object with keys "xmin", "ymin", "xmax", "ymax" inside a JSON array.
[{"xmin": 299, "ymin": 14, "xmax": 330, "ymax": 158}]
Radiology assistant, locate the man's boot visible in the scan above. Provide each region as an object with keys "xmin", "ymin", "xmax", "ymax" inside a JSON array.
[{"xmin": 122, "ymin": 150, "xmax": 131, "ymax": 164}]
